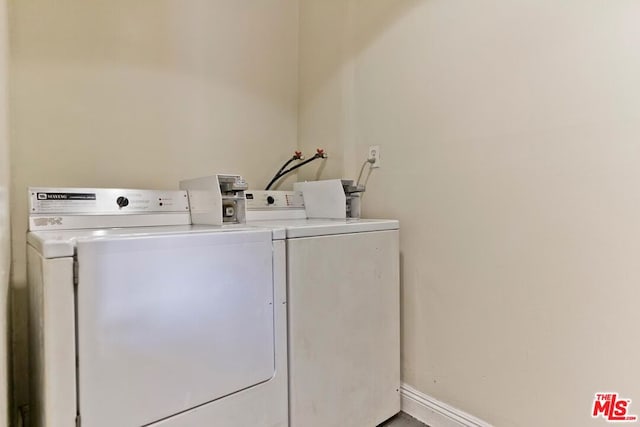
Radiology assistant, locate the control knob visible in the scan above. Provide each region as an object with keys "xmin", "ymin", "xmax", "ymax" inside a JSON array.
[{"xmin": 116, "ymin": 196, "xmax": 129, "ymax": 208}]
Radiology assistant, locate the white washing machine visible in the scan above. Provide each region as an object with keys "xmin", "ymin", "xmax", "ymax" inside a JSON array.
[
  {"xmin": 27, "ymin": 187, "xmax": 288, "ymax": 427},
  {"xmin": 245, "ymin": 190, "xmax": 401, "ymax": 427}
]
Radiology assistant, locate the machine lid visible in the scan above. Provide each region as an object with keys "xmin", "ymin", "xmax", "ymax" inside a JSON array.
[
  {"xmin": 27, "ymin": 224, "xmax": 285, "ymax": 259},
  {"xmin": 246, "ymin": 218, "xmax": 399, "ymax": 238}
]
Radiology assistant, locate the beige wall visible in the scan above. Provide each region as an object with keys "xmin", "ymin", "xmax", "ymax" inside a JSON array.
[
  {"xmin": 9, "ymin": 0, "xmax": 299, "ymax": 415},
  {"xmin": 0, "ymin": 0, "xmax": 8, "ymax": 424},
  {"xmin": 298, "ymin": 1, "xmax": 355, "ymax": 181},
  {"xmin": 300, "ymin": 1, "xmax": 640, "ymax": 426},
  {"xmin": 9, "ymin": 1, "xmax": 640, "ymax": 425}
]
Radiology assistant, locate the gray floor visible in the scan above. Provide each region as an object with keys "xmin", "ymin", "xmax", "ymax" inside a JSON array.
[{"xmin": 379, "ymin": 412, "xmax": 428, "ymax": 427}]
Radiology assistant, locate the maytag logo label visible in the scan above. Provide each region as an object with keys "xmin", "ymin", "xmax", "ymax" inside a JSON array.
[
  {"xmin": 33, "ymin": 217, "xmax": 63, "ymax": 227},
  {"xmin": 36, "ymin": 192, "xmax": 96, "ymax": 201},
  {"xmin": 592, "ymin": 393, "xmax": 637, "ymax": 422}
]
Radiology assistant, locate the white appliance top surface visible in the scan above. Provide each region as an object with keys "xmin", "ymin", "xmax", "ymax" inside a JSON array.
[
  {"xmin": 246, "ymin": 218, "xmax": 399, "ymax": 238},
  {"xmin": 28, "ymin": 224, "xmax": 285, "ymax": 258}
]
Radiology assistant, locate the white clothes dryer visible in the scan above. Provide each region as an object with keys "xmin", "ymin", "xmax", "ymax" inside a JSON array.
[
  {"xmin": 246, "ymin": 190, "xmax": 401, "ymax": 427},
  {"xmin": 27, "ymin": 188, "xmax": 288, "ymax": 427}
]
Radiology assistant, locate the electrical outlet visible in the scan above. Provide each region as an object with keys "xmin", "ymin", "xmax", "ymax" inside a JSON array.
[{"xmin": 368, "ymin": 145, "xmax": 381, "ymax": 168}]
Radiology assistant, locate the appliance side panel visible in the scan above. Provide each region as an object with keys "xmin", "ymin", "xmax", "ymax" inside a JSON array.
[
  {"xmin": 27, "ymin": 245, "xmax": 76, "ymax": 427},
  {"xmin": 272, "ymin": 240, "xmax": 288, "ymax": 387},
  {"xmin": 287, "ymin": 230, "xmax": 400, "ymax": 427},
  {"xmin": 272, "ymin": 240, "xmax": 289, "ymax": 426}
]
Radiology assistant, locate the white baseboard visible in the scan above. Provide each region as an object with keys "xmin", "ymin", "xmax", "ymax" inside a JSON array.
[{"xmin": 400, "ymin": 384, "xmax": 493, "ymax": 427}]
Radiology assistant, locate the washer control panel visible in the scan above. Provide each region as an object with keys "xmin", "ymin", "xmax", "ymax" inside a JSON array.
[{"xmin": 245, "ymin": 191, "xmax": 304, "ymax": 210}]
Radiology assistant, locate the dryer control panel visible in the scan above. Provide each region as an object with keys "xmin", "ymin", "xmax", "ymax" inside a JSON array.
[
  {"xmin": 30, "ymin": 188, "xmax": 190, "ymax": 214},
  {"xmin": 28, "ymin": 187, "xmax": 191, "ymax": 231}
]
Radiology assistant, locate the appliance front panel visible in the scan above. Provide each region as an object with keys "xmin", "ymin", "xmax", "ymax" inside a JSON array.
[
  {"xmin": 287, "ymin": 230, "xmax": 400, "ymax": 427},
  {"xmin": 76, "ymin": 230, "xmax": 275, "ymax": 427},
  {"xmin": 147, "ymin": 240, "xmax": 289, "ymax": 427}
]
